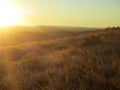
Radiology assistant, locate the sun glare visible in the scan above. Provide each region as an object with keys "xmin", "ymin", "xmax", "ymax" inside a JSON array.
[{"xmin": 0, "ymin": 1, "xmax": 22, "ymax": 26}]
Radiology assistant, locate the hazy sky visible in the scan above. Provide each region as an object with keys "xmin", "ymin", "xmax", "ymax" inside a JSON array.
[{"xmin": 14, "ymin": 0, "xmax": 120, "ymax": 27}]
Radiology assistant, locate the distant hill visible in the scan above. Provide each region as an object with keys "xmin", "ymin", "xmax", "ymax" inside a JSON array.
[
  {"xmin": 0, "ymin": 26, "xmax": 100, "ymax": 46},
  {"xmin": 0, "ymin": 26, "xmax": 100, "ymax": 32}
]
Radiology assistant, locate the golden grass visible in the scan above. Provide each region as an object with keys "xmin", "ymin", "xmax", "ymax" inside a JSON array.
[{"xmin": 0, "ymin": 28, "xmax": 120, "ymax": 90}]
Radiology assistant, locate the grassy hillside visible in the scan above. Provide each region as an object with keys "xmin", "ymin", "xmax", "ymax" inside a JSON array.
[{"xmin": 0, "ymin": 28, "xmax": 120, "ymax": 90}]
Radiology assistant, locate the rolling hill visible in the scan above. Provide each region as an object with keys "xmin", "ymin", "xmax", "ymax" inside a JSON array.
[{"xmin": 0, "ymin": 27, "xmax": 119, "ymax": 90}]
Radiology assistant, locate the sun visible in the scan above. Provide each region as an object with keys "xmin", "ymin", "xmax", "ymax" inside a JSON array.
[{"xmin": 0, "ymin": 1, "xmax": 22, "ymax": 26}]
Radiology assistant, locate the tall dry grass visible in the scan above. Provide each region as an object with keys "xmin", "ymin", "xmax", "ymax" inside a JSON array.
[{"xmin": 0, "ymin": 28, "xmax": 120, "ymax": 90}]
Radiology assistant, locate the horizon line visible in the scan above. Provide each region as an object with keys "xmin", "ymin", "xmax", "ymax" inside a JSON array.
[{"xmin": 0, "ymin": 25, "xmax": 112, "ymax": 28}]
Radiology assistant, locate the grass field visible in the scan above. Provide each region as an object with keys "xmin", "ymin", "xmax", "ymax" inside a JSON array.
[{"xmin": 0, "ymin": 27, "xmax": 120, "ymax": 90}]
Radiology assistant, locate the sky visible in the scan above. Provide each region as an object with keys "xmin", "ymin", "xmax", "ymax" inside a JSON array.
[{"xmin": 11, "ymin": 0, "xmax": 120, "ymax": 27}]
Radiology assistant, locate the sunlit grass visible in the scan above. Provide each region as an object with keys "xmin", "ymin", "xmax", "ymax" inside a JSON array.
[{"xmin": 0, "ymin": 28, "xmax": 120, "ymax": 90}]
